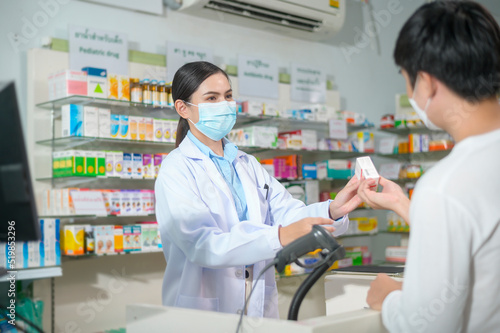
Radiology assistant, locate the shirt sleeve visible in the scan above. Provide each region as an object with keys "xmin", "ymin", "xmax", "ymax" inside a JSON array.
[{"xmin": 381, "ymin": 187, "xmax": 472, "ymax": 333}]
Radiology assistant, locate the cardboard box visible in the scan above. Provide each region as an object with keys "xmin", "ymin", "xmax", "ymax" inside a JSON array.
[
  {"xmin": 110, "ymin": 190, "xmax": 121, "ymax": 216},
  {"xmin": 350, "ymin": 131, "xmax": 375, "ymax": 153},
  {"xmin": 83, "ymin": 106, "xmax": 98, "ymax": 137},
  {"xmin": 98, "ymin": 108, "xmax": 111, "ymax": 138},
  {"xmin": 131, "ymin": 190, "xmax": 142, "ymax": 215},
  {"xmin": 110, "ymin": 114, "xmax": 120, "ymax": 139},
  {"xmin": 94, "ymin": 225, "xmax": 114, "ymax": 255},
  {"xmin": 114, "ymin": 226, "xmax": 124, "ymax": 253},
  {"xmin": 82, "ymin": 67, "xmax": 107, "ymax": 98},
  {"xmin": 123, "ymin": 225, "xmax": 135, "ymax": 252},
  {"xmin": 153, "ymin": 118, "xmax": 163, "ymax": 142},
  {"xmin": 48, "ymin": 70, "xmax": 87, "ymax": 100},
  {"xmin": 132, "ymin": 153, "xmax": 143, "ymax": 179},
  {"xmin": 118, "ymin": 75, "xmax": 130, "ymax": 101},
  {"xmin": 61, "ymin": 225, "xmax": 84, "ymax": 256},
  {"xmin": 355, "ymin": 156, "xmax": 380, "ymax": 186},
  {"xmin": 61, "ymin": 104, "xmax": 83, "ymax": 137},
  {"xmin": 107, "ymin": 73, "xmax": 118, "ymax": 100},
  {"xmin": 138, "ymin": 117, "xmax": 146, "ymax": 141},
  {"xmin": 119, "ymin": 115, "xmax": 130, "ymax": 140},
  {"xmin": 142, "ymin": 154, "xmax": 154, "ymax": 179},
  {"xmin": 84, "ymin": 151, "xmax": 97, "ymax": 177},
  {"xmin": 145, "ymin": 117, "xmax": 154, "ymax": 141},
  {"xmin": 120, "ymin": 190, "xmax": 132, "ymax": 215},
  {"xmin": 129, "ymin": 116, "xmax": 141, "ymax": 141},
  {"xmin": 122, "ymin": 153, "xmax": 132, "ymax": 179},
  {"xmin": 242, "ymin": 126, "xmax": 278, "ymax": 148},
  {"xmin": 96, "ymin": 151, "xmax": 106, "ymax": 177}
]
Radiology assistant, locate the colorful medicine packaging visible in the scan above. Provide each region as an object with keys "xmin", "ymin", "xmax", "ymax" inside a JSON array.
[
  {"xmin": 48, "ymin": 70, "xmax": 87, "ymax": 100},
  {"xmin": 94, "ymin": 225, "xmax": 115, "ymax": 255},
  {"xmin": 61, "ymin": 104, "xmax": 84, "ymax": 137},
  {"xmin": 61, "ymin": 225, "xmax": 85, "ymax": 256},
  {"xmin": 82, "ymin": 67, "xmax": 107, "ymax": 98},
  {"xmin": 98, "ymin": 108, "xmax": 111, "ymax": 138}
]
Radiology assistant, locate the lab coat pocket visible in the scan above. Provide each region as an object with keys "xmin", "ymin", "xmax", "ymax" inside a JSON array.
[
  {"xmin": 257, "ymin": 187, "xmax": 271, "ymax": 225},
  {"xmin": 176, "ymin": 294, "xmax": 219, "ymax": 312}
]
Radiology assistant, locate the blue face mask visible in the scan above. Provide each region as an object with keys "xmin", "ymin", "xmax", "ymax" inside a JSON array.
[{"xmin": 186, "ymin": 100, "xmax": 237, "ymax": 141}]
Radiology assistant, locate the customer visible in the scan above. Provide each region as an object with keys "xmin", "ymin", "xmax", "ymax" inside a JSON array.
[
  {"xmin": 155, "ymin": 61, "xmax": 361, "ymax": 318},
  {"xmin": 358, "ymin": 2, "xmax": 500, "ymax": 332}
]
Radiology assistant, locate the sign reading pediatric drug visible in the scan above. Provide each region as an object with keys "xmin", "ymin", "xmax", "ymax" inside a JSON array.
[
  {"xmin": 69, "ymin": 25, "xmax": 128, "ymax": 75},
  {"xmin": 167, "ymin": 42, "xmax": 213, "ymax": 82},
  {"xmin": 291, "ymin": 64, "xmax": 326, "ymax": 103},
  {"xmin": 238, "ymin": 55, "xmax": 279, "ymax": 99}
]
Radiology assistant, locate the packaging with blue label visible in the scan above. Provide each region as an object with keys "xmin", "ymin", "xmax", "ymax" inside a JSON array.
[
  {"xmin": 61, "ymin": 104, "xmax": 83, "ymax": 137},
  {"xmin": 110, "ymin": 114, "xmax": 120, "ymax": 138},
  {"xmin": 82, "ymin": 67, "xmax": 107, "ymax": 98},
  {"xmin": 302, "ymin": 164, "xmax": 317, "ymax": 179}
]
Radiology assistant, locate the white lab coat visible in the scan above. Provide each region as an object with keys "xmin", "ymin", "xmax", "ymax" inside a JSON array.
[{"xmin": 155, "ymin": 136, "xmax": 348, "ymax": 318}]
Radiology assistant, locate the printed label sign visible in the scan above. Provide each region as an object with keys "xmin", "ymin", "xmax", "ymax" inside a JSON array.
[
  {"xmin": 291, "ymin": 63, "xmax": 326, "ymax": 103},
  {"xmin": 69, "ymin": 25, "xmax": 128, "ymax": 75},
  {"xmin": 238, "ymin": 55, "xmax": 279, "ymax": 99},
  {"xmin": 166, "ymin": 42, "xmax": 213, "ymax": 82}
]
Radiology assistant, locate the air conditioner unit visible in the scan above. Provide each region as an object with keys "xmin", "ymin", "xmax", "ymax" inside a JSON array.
[{"xmin": 170, "ymin": 0, "xmax": 346, "ymax": 43}]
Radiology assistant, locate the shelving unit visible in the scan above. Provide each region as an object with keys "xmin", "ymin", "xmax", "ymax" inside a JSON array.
[{"xmin": 0, "ymin": 267, "xmax": 62, "ymax": 282}]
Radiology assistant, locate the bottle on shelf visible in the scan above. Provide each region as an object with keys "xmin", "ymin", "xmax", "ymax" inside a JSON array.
[
  {"xmin": 142, "ymin": 79, "xmax": 152, "ymax": 105},
  {"xmin": 130, "ymin": 78, "xmax": 142, "ymax": 103},
  {"xmin": 151, "ymin": 80, "xmax": 160, "ymax": 107},
  {"xmin": 158, "ymin": 81, "xmax": 168, "ymax": 107},
  {"xmin": 84, "ymin": 225, "xmax": 95, "ymax": 254},
  {"xmin": 166, "ymin": 84, "xmax": 173, "ymax": 106}
]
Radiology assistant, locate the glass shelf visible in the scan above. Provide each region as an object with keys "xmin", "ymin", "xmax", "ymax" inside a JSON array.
[
  {"xmin": 378, "ymin": 149, "xmax": 452, "ymax": 160},
  {"xmin": 36, "ymin": 136, "xmax": 176, "ymax": 152},
  {"xmin": 242, "ymin": 117, "xmax": 374, "ymax": 132},
  {"xmin": 380, "ymin": 230, "xmax": 410, "ymax": 235},
  {"xmin": 62, "ymin": 250, "xmax": 163, "ymax": 259},
  {"xmin": 379, "ymin": 127, "xmax": 446, "ymax": 135},
  {"xmin": 39, "ymin": 214, "xmax": 156, "ymax": 221},
  {"xmin": 36, "ymin": 95, "xmax": 177, "ymax": 118},
  {"xmin": 35, "ymin": 176, "xmax": 156, "ymax": 189},
  {"xmin": 0, "ymin": 266, "xmax": 62, "ymax": 282},
  {"xmin": 336, "ymin": 232, "xmax": 378, "ymax": 239},
  {"xmin": 240, "ymin": 146, "xmax": 373, "ymax": 158}
]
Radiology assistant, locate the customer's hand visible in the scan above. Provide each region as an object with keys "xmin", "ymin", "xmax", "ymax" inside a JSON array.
[
  {"xmin": 329, "ymin": 176, "xmax": 362, "ymax": 220},
  {"xmin": 358, "ymin": 177, "xmax": 411, "ymax": 224},
  {"xmin": 279, "ymin": 217, "xmax": 335, "ymax": 247},
  {"xmin": 366, "ymin": 273, "xmax": 402, "ymax": 311}
]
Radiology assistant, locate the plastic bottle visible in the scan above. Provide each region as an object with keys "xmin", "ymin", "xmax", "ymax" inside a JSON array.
[
  {"xmin": 142, "ymin": 79, "xmax": 152, "ymax": 104},
  {"xmin": 151, "ymin": 80, "xmax": 160, "ymax": 107},
  {"xmin": 130, "ymin": 78, "xmax": 142, "ymax": 103},
  {"xmin": 158, "ymin": 80, "xmax": 168, "ymax": 107},
  {"xmin": 166, "ymin": 83, "xmax": 173, "ymax": 106}
]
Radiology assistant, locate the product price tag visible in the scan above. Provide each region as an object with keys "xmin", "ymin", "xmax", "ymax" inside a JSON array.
[
  {"xmin": 329, "ymin": 119, "xmax": 348, "ymax": 139},
  {"xmin": 71, "ymin": 191, "xmax": 107, "ymax": 216},
  {"xmin": 238, "ymin": 54, "xmax": 279, "ymax": 99},
  {"xmin": 291, "ymin": 63, "xmax": 326, "ymax": 103},
  {"xmin": 69, "ymin": 25, "xmax": 128, "ymax": 75},
  {"xmin": 166, "ymin": 42, "xmax": 214, "ymax": 82},
  {"xmin": 378, "ymin": 163, "xmax": 402, "ymax": 180}
]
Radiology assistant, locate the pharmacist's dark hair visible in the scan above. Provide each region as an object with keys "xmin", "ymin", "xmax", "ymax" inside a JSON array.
[
  {"xmin": 173, "ymin": 61, "xmax": 229, "ymax": 147},
  {"xmin": 394, "ymin": 1, "xmax": 500, "ymax": 102}
]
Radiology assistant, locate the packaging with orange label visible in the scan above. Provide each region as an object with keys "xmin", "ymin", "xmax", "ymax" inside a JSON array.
[
  {"xmin": 144, "ymin": 117, "xmax": 154, "ymax": 141},
  {"xmin": 61, "ymin": 225, "xmax": 85, "ymax": 255},
  {"xmin": 107, "ymin": 74, "xmax": 118, "ymax": 99},
  {"xmin": 114, "ymin": 225, "xmax": 124, "ymax": 253},
  {"xmin": 84, "ymin": 151, "xmax": 97, "ymax": 177},
  {"xmin": 119, "ymin": 75, "xmax": 130, "ymax": 101},
  {"xmin": 138, "ymin": 117, "xmax": 146, "ymax": 141}
]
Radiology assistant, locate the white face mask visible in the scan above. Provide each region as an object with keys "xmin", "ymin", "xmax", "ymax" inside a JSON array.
[{"xmin": 409, "ymin": 77, "xmax": 442, "ymax": 130}]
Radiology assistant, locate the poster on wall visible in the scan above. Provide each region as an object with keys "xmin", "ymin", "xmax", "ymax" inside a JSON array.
[
  {"xmin": 166, "ymin": 42, "xmax": 214, "ymax": 82},
  {"xmin": 238, "ymin": 55, "xmax": 279, "ymax": 99},
  {"xmin": 290, "ymin": 63, "xmax": 326, "ymax": 103},
  {"xmin": 69, "ymin": 25, "xmax": 128, "ymax": 75}
]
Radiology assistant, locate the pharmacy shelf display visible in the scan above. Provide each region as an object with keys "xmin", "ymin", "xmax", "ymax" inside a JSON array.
[{"xmin": 0, "ymin": 267, "xmax": 63, "ymax": 283}]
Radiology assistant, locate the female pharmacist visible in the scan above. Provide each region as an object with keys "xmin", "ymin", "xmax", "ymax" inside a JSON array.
[
  {"xmin": 155, "ymin": 61, "xmax": 361, "ymax": 318},
  {"xmin": 357, "ymin": 2, "xmax": 500, "ymax": 332}
]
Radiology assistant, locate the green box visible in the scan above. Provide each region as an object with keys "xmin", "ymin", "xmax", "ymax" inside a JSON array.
[
  {"xmin": 84, "ymin": 151, "xmax": 97, "ymax": 177},
  {"xmin": 344, "ymin": 251, "xmax": 363, "ymax": 266},
  {"xmin": 96, "ymin": 151, "xmax": 106, "ymax": 177},
  {"xmin": 52, "ymin": 151, "xmax": 62, "ymax": 178},
  {"xmin": 72, "ymin": 150, "xmax": 85, "ymax": 176}
]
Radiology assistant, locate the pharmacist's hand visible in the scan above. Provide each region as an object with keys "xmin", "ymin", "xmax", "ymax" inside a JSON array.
[
  {"xmin": 329, "ymin": 176, "xmax": 362, "ymax": 220},
  {"xmin": 366, "ymin": 273, "xmax": 402, "ymax": 311},
  {"xmin": 279, "ymin": 217, "xmax": 335, "ymax": 247}
]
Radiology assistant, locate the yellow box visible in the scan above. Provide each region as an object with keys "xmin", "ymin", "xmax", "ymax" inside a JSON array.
[
  {"xmin": 61, "ymin": 225, "xmax": 85, "ymax": 255},
  {"xmin": 107, "ymin": 74, "xmax": 118, "ymax": 100}
]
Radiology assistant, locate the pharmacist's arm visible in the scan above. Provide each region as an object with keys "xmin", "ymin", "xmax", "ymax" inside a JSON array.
[
  {"xmin": 254, "ymin": 158, "xmax": 351, "ymax": 236},
  {"xmin": 379, "ymin": 187, "xmax": 471, "ymax": 333}
]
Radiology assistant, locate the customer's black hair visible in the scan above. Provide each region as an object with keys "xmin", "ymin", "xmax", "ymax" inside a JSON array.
[
  {"xmin": 172, "ymin": 61, "xmax": 230, "ymax": 147},
  {"xmin": 394, "ymin": 1, "xmax": 500, "ymax": 102}
]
